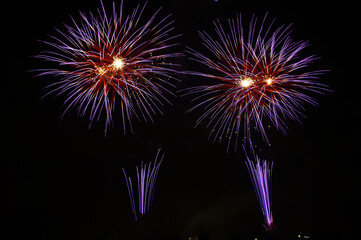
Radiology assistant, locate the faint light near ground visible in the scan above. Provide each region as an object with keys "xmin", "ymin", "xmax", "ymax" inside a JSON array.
[{"xmin": 297, "ymin": 232, "xmax": 311, "ymax": 239}]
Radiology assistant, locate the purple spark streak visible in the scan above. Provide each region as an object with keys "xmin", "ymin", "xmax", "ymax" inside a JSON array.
[
  {"xmin": 122, "ymin": 149, "xmax": 164, "ymax": 220},
  {"xmin": 185, "ymin": 13, "xmax": 328, "ymax": 151},
  {"xmin": 245, "ymin": 151, "xmax": 273, "ymax": 232},
  {"xmin": 35, "ymin": 0, "xmax": 181, "ymax": 134}
]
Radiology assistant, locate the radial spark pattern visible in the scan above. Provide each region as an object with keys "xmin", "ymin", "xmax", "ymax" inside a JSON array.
[
  {"xmin": 245, "ymin": 153, "xmax": 273, "ymax": 232},
  {"xmin": 186, "ymin": 13, "xmax": 327, "ymax": 151},
  {"xmin": 36, "ymin": 1, "xmax": 181, "ymax": 134},
  {"xmin": 122, "ymin": 149, "xmax": 164, "ymax": 220}
]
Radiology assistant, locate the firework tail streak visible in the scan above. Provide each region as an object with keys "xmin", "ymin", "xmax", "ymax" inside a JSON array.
[
  {"xmin": 122, "ymin": 149, "xmax": 164, "ymax": 220},
  {"xmin": 245, "ymin": 150, "xmax": 274, "ymax": 232}
]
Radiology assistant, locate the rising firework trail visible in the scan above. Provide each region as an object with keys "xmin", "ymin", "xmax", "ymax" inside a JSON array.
[
  {"xmin": 122, "ymin": 149, "xmax": 164, "ymax": 220},
  {"xmin": 35, "ymin": 0, "xmax": 181, "ymax": 134},
  {"xmin": 245, "ymin": 150, "xmax": 273, "ymax": 232},
  {"xmin": 185, "ymin": 13, "xmax": 328, "ymax": 151}
]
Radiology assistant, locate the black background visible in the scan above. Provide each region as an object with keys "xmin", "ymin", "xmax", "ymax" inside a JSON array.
[{"xmin": 7, "ymin": 0, "xmax": 360, "ymax": 239}]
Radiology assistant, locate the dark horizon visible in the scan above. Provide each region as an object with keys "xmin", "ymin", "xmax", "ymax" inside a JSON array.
[{"xmin": 7, "ymin": 0, "xmax": 360, "ymax": 239}]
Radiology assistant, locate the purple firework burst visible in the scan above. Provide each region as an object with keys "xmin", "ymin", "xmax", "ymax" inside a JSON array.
[
  {"xmin": 35, "ymin": 0, "xmax": 181, "ymax": 134},
  {"xmin": 245, "ymin": 151, "xmax": 274, "ymax": 232},
  {"xmin": 186, "ymin": 13, "xmax": 328, "ymax": 151},
  {"xmin": 122, "ymin": 149, "xmax": 164, "ymax": 220}
]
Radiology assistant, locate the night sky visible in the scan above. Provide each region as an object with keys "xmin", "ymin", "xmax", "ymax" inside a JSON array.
[{"xmin": 7, "ymin": 0, "xmax": 360, "ymax": 239}]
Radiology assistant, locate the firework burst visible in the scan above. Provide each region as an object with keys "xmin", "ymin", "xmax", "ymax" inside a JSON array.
[
  {"xmin": 35, "ymin": 0, "xmax": 181, "ymax": 134},
  {"xmin": 245, "ymin": 150, "xmax": 273, "ymax": 232},
  {"xmin": 122, "ymin": 149, "xmax": 164, "ymax": 220},
  {"xmin": 185, "ymin": 13, "xmax": 328, "ymax": 151}
]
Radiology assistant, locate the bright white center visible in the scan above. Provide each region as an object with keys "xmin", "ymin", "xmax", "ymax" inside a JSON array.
[
  {"xmin": 240, "ymin": 78, "xmax": 253, "ymax": 88},
  {"xmin": 112, "ymin": 58, "xmax": 125, "ymax": 70},
  {"xmin": 265, "ymin": 78, "xmax": 273, "ymax": 85}
]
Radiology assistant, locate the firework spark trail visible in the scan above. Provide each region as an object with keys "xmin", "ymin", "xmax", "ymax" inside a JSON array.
[
  {"xmin": 185, "ymin": 13, "xmax": 328, "ymax": 151},
  {"xmin": 245, "ymin": 151, "xmax": 273, "ymax": 232},
  {"xmin": 122, "ymin": 149, "xmax": 164, "ymax": 220},
  {"xmin": 35, "ymin": 0, "xmax": 181, "ymax": 134}
]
